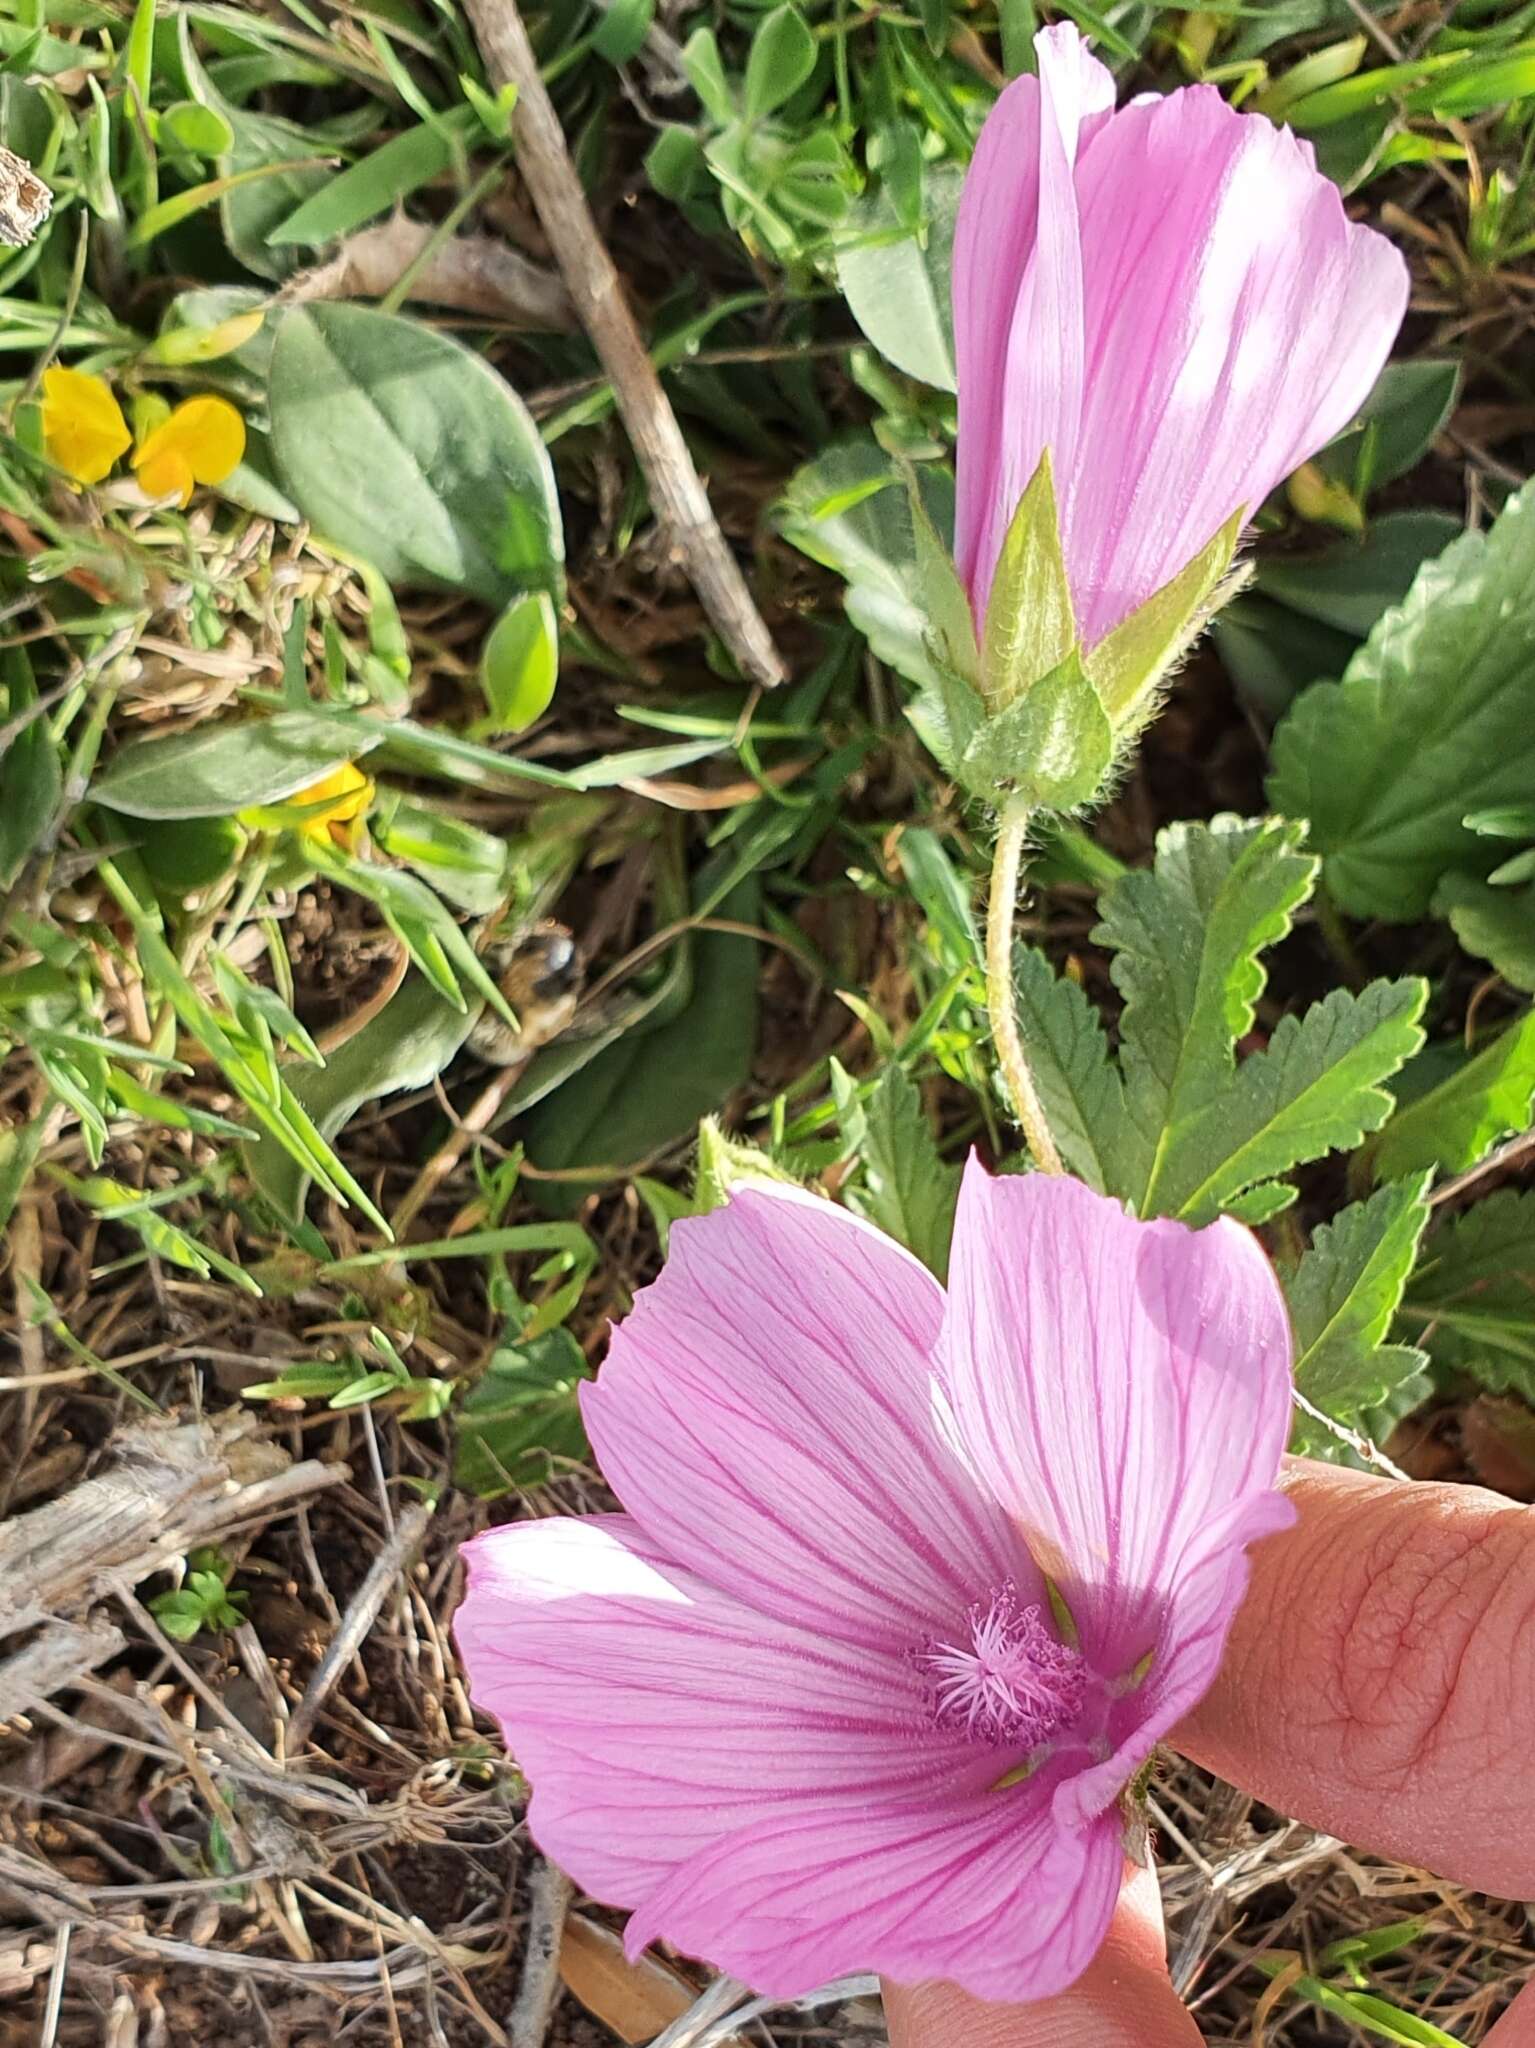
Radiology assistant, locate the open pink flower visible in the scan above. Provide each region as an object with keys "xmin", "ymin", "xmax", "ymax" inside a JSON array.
[
  {"xmin": 955, "ymin": 24, "xmax": 1409, "ymax": 646},
  {"xmin": 456, "ymin": 1165, "xmax": 1294, "ymax": 2004}
]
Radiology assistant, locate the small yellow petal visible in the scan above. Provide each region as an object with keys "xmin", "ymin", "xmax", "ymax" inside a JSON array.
[
  {"xmin": 134, "ymin": 444, "xmax": 196, "ymax": 507},
  {"xmin": 41, "ymin": 365, "xmax": 131, "ymax": 486},
  {"xmin": 289, "ymin": 762, "xmax": 374, "ymax": 838},
  {"xmin": 132, "ymin": 394, "xmax": 246, "ymax": 503}
]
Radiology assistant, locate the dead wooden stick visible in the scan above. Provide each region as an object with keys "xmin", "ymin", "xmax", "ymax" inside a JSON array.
[
  {"xmin": 463, "ymin": 0, "xmax": 787, "ymax": 691},
  {"xmin": 284, "ymin": 1499, "xmax": 434, "ymax": 1753},
  {"xmin": 0, "ymin": 1413, "xmax": 347, "ymax": 1647},
  {"xmin": 0, "ymin": 1620, "xmax": 125, "ymax": 1725},
  {"xmin": 509, "ymin": 1857, "xmax": 575, "ymax": 2048}
]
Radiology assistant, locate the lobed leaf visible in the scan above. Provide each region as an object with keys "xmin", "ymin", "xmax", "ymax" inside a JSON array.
[
  {"xmin": 1284, "ymin": 1175, "xmax": 1431, "ymax": 1421},
  {"xmin": 1269, "ymin": 486, "xmax": 1535, "ymax": 920},
  {"xmin": 1400, "ymin": 1189, "xmax": 1535, "ymax": 1401}
]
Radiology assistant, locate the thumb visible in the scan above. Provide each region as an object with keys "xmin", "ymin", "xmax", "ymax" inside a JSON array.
[{"xmin": 883, "ymin": 1864, "xmax": 1202, "ymax": 2048}]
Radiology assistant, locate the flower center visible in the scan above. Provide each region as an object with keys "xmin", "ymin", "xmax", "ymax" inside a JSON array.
[{"xmin": 917, "ymin": 1585, "xmax": 1087, "ymax": 1748}]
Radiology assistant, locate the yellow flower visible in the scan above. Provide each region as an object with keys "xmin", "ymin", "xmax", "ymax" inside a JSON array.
[
  {"xmin": 132, "ymin": 394, "xmax": 246, "ymax": 507},
  {"xmin": 41, "ymin": 366, "xmax": 132, "ymax": 485},
  {"xmin": 288, "ymin": 763, "xmax": 374, "ymax": 844}
]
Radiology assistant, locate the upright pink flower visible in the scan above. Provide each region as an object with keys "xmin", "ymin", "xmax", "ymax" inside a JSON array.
[
  {"xmin": 955, "ymin": 24, "xmax": 1410, "ymax": 647},
  {"xmin": 456, "ymin": 1165, "xmax": 1294, "ymax": 2003}
]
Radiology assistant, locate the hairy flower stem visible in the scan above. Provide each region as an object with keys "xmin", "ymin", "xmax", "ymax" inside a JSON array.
[{"xmin": 986, "ymin": 802, "xmax": 1065, "ymax": 1175}]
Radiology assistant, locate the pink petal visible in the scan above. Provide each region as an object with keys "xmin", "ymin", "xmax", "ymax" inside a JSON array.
[
  {"xmin": 953, "ymin": 24, "xmax": 1115, "ymax": 623},
  {"xmin": 583, "ymin": 1185, "xmax": 1020, "ymax": 1652},
  {"xmin": 624, "ymin": 1771, "xmax": 1125, "ymax": 2004},
  {"xmin": 939, "ymin": 1162, "xmax": 1294, "ymax": 1690},
  {"xmin": 457, "ymin": 1511, "xmax": 1101, "ymax": 1994},
  {"xmin": 1064, "ymin": 86, "xmax": 1409, "ymax": 644}
]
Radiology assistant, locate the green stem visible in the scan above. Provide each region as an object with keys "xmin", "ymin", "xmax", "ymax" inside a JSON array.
[{"xmin": 985, "ymin": 801, "xmax": 1064, "ymax": 1175}]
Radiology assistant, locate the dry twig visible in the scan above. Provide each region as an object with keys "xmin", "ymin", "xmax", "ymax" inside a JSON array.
[
  {"xmin": 462, "ymin": 0, "xmax": 787, "ymax": 691},
  {"xmin": 508, "ymin": 1857, "xmax": 575, "ymax": 2048}
]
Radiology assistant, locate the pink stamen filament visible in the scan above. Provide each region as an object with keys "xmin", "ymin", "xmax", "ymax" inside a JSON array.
[{"xmin": 918, "ymin": 1586, "xmax": 1087, "ymax": 1749}]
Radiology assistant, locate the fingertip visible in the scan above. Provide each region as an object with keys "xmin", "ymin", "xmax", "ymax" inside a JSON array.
[{"xmin": 883, "ymin": 1869, "xmax": 1201, "ymax": 2048}]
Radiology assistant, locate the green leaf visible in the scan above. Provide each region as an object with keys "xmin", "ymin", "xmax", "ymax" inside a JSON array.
[
  {"xmin": 958, "ymin": 650, "xmax": 1113, "ymax": 810},
  {"xmin": 592, "ymin": 0, "xmax": 654, "ymax": 67},
  {"xmin": 266, "ymin": 108, "xmax": 478, "ymax": 248},
  {"xmin": 1371, "ymin": 1009, "xmax": 1535, "ymax": 1184},
  {"xmin": 1095, "ymin": 817, "xmax": 1317, "ymax": 1208},
  {"xmin": 1269, "ymin": 486, "xmax": 1535, "ymax": 921},
  {"xmin": 1316, "ymin": 359, "xmax": 1460, "ymax": 497},
  {"xmin": 981, "ymin": 451, "xmax": 1075, "ymax": 711},
  {"xmin": 219, "ymin": 108, "xmax": 330, "ymax": 280},
  {"xmin": 1088, "ymin": 510, "xmax": 1241, "ymax": 729},
  {"xmin": 453, "ymin": 1328, "xmax": 591, "ymax": 1498},
  {"xmin": 905, "ymin": 465, "xmax": 980, "ymax": 688},
  {"xmin": 777, "ymin": 437, "xmax": 955, "ymax": 695},
  {"xmin": 1252, "ymin": 511, "xmax": 1464, "ymax": 640},
  {"xmin": 1434, "ymin": 873, "xmax": 1535, "ymax": 994},
  {"xmin": 1010, "ymin": 947, "xmax": 1124, "ymax": 1193},
  {"xmin": 1283, "ymin": 1176, "xmax": 1431, "ymax": 1422},
  {"xmin": 1156, "ymin": 979, "xmax": 1427, "ymax": 1224},
  {"xmin": 843, "ymin": 1065, "xmax": 960, "ymax": 1280},
  {"xmin": 744, "ymin": 5, "xmax": 817, "ymax": 119},
  {"xmin": 92, "ymin": 712, "xmax": 381, "ymax": 821},
  {"xmin": 1401, "ymin": 1190, "xmax": 1535, "ymax": 1401},
  {"xmin": 522, "ymin": 879, "xmax": 760, "ymax": 1213},
  {"xmin": 480, "ymin": 590, "xmax": 560, "ymax": 733},
  {"xmin": 248, "ymin": 975, "xmax": 477, "ymax": 1223},
  {"xmin": 0, "ymin": 646, "xmax": 61, "ymax": 889},
  {"xmin": 836, "ymin": 162, "xmax": 961, "ymax": 393},
  {"xmin": 680, "ymin": 27, "xmax": 736, "ymax": 123},
  {"xmin": 267, "ymin": 302, "xmax": 563, "ymax": 608}
]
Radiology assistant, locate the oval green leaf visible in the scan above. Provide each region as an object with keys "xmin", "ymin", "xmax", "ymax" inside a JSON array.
[
  {"xmin": 90, "ymin": 711, "xmax": 383, "ymax": 821},
  {"xmin": 267, "ymin": 302, "xmax": 563, "ymax": 608},
  {"xmin": 480, "ymin": 589, "xmax": 560, "ymax": 733},
  {"xmin": 836, "ymin": 162, "xmax": 961, "ymax": 392}
]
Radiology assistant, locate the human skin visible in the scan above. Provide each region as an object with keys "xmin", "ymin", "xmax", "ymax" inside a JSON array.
[{"xmin": 885, "ymin": 1461, "xmax": 1535, "ymax": 2046}]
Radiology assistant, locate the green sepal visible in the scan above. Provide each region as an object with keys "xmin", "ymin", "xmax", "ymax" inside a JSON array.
[
  {"xmin": 958, "ymin": 648, "xmax": 1113, "ymax": 811},
  {"xmin": 904, "ymin": 464, "xmax": 981, "ymax": 689},
  {"xmin": 981, "ymin": 450, "xmax": 1076, "ymax": 712},
  {"xmin": 1089, "ymin": 508, "xmax": 1244, "ymax": 729}
]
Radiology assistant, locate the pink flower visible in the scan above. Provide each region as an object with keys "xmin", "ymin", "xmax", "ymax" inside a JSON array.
[
  {"xmin": 455, "ymin": 1165, "xmax": 1294, "ymax": 2004},
  {"xmin": 954, "ymin": 24, "xmax": 1410, "ymax": 648}
]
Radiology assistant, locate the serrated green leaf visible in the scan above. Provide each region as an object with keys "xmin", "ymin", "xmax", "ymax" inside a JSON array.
[
  {"xmin": 958, "ymin": 651, "xmax": 1112, "ymax": 810},
  {"xmin": 1094, "ymin": 817, "xmax": 1317, "ymax": 1208},
  {"xmin": 1269, "ymin": 487, "xmax": 1535, "ymax": 920},
  {"xmin": 981, "ymin": 451, "xmax": 1075, "ymax": 711},
  {"xmin": 1400, "ymin": 1189, "xmax": 1535, "ymax": 1400},
  {"xmin": 1158, "ymin": 978, "xmax": 1427, "ymax": 1223},
  {"xmin": 1223, "ymin": 1182, "xmax": 1300, "ymax": 1225},
  {"xmin": 1089, "ymin": 509, "xmax": 1242, "ymax": 729},
  {"xmin": 843, "ymin": 1065, "xmax": 959, "ymax": 1280},
  {"xmin": 1284, "ymin": 1175, "xmax": 1431, "ymax": 1422},
  {"xmin": 1372, "ymin": 1008, "xmax": 1535, "ymax": 1184},
  {"xmin": 1010, "ymin": 947, "xmax": 1124, "ymax": 1193}
]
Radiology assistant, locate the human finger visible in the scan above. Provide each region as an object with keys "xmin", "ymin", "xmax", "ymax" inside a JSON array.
[
  {"xmin": 882, "ymin": 1864, "xmax": 1200, "ymax": 2048},
  {"xmin": 1176, "ymin": 1459, "xmax": 1535, "ymax": 1896}
]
